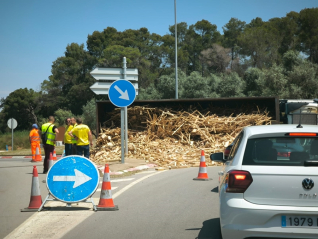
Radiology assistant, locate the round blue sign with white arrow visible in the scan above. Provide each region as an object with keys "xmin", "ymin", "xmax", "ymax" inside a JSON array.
[
  {"xmin": 46, "ymin": 156, "xmax": 99, "ymax": 203},
  {"xmin": 108, "ymin": 79, "xmax": 136, "ymax": 107}
]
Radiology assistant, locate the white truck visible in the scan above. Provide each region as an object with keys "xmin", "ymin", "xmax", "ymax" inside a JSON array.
[{"xmin": 280, "ymin": 99, "xmax": 318, "ymax": 125}]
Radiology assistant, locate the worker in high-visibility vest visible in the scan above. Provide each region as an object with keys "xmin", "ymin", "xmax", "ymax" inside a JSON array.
[
  {"xmin": 69, "ymin": 117, "xmax": 93, "ymax": 159},
  {"xmin": 29, "ymin": 124, "xmax": 41, "ymax": 161},
  {"xmin": 64, "ymin": 117, "xmax": 73, "ymax": 156},
  {"xmin": 70, "ymin": 117, "xmax": 78, "ymax": 155},
  {"xmin": 41, "ymin": 116, "xmax": 59, "ymax": 173}
]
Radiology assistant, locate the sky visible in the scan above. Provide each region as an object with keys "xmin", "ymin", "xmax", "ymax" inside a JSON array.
[{"xmin": 0, "ymin": 0, "xmax": 317, "ymax": 100}]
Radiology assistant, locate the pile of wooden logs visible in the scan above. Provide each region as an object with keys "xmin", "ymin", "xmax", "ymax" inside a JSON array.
[{"xmin": 90, "ymin": 106, "xmax": 272, "ymax": 168}]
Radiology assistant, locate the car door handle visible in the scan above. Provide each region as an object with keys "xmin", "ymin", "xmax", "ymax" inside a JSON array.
[{"xmin": 218, "ymin": 171, "xmax": 224, "ymax": 176}]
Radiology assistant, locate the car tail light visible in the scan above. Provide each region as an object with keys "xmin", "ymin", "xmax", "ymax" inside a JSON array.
[
  {"xmin": 225, "ymin": 170, "xmax": 253, "ymax": 193},
  {"xmin": 286, "ymin": 133, "xmax": 317, "ymax": 136},
  {"xmin": 224, "ymin": 148, "xmax": 230, "ymax": 155},
  {"xmin": 277, "ymin": 152, "xmax": 291, "ymax": 157}
]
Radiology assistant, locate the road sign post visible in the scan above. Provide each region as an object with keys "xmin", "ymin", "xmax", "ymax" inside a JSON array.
[
  {"xmin": 90, "ymin": 59, "xmax": 138, "ymax": 164},
  {"xmin": 7, "ymin": 118, "xmax": 17, "ymax": 151},
  {"xmin": 39, "ymin": 156, "xmax": 99, "ymax": 211},
  {"xmin": 123, "ymin": 57, "xmax": 128, "ymax": 156}
]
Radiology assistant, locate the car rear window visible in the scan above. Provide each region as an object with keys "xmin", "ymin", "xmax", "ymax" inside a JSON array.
[{"xmin": 242, "ymin": 137, "xmax": 318, "ymax": 166}]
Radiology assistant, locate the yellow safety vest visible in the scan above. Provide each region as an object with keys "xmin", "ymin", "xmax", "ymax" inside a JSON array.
[
  {"xmin": 71, "ymin": 124, "xmax": 77, "ymax": 144},
  {"xmin": 42, "ymin": 123, "xmax": 56, "ymax": 146}
]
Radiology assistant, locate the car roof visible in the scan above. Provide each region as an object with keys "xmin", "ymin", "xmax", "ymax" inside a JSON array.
[{"xmin": 244, "ymin": 124, "xmax": 318, "ymax": 137}]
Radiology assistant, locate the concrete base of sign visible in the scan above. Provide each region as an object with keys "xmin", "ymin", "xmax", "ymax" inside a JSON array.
[
  {"xmin": 97, "ymin": 205, "xmax": 119, "ymax": 211},
  {"xmin": 193, "ymin": 178, "xmax": 213, "ymax": 181},
  {"xmin": 21, "ymin": 208, "xmax": 40, "ymax": 212}
]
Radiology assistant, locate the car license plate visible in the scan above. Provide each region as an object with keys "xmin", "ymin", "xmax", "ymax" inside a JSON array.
[{"xmin": 282, "ymin": 216, "xmax": 318, "ymax": 227}]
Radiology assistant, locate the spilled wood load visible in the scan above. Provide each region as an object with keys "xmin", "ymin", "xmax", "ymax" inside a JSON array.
[{"xmin": 90, "ymin": 106, "xmax": 271, "ymax": 168}]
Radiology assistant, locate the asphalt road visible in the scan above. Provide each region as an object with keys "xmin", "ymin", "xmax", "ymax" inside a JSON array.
[
  {"xmin": 0, "ymin": 157, "xmax": 46, "ymax": 238},
  {"xmin": 63, "ymin": 167, "xmax": 222, "ymax": 239},
  {"xmin": 1, "ymin": 157, "xmax": 222, "ymax": 239}
]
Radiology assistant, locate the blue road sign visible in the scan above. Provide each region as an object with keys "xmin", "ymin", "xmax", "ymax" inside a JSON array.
[
  {"xmin": 109, "ymin": 79, "xmax": 136, "ymax": 107},
  {"xmin": 46, "ymin": 156, "xmax": 99, "ymax": 203}
]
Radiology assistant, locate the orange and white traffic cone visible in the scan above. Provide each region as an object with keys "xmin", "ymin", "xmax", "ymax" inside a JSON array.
[
  {"xmin": 52, "ymin": 149, "xmax": 57, "ymax": 160},
  {"xmin": 193, "ymin": 150, "xmax": 212, "ymax": 181},
  {"xmin": 48, "ymin": 152, "xmax": 54, "ymax": 171},
  {"xmin": 21, "ymin": 166, "xmax": 42, "ymax": 212},
  {"xmin": 97, "ymin": 164, "xmax": 118, "ymax": 211},
  {"xmin": 34, "ymin": 146, "xmax": 42, "ymax": 162}
]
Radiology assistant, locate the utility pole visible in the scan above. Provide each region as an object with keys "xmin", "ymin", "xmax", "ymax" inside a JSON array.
[{"xmin": 175, "ymin": 0, "xmax": 178, "ymax": 99}]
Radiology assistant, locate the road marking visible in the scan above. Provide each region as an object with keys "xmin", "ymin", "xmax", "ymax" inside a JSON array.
[
  {"xmin": 135, "ymin": 171, "xmax": 155, "ymax": 174},
  {"xmin": 5, "ymin": 171, "xmax": 167, "ymax": 239},
  {"xmin": 112, "ymin": 170, "xmax": 166, "ymax": 199}
]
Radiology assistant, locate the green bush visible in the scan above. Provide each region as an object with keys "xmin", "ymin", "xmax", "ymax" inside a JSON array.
[{"xmin": 0, "ymin": 130, "xmax": 30, "ymax": 150}]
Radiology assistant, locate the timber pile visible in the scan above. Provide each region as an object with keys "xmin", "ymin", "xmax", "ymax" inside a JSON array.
[{"xmin": 90, "ymin": 106, "xmax": 272, "ymax": 168}]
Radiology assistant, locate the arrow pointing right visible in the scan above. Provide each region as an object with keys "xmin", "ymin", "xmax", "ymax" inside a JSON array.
[
  {"xmin": 114, "ymin": 85, "xmax": 129, "ymax": 100},
  {"xmin": 53, "ymin": 169, "xmax": 92, "ymax": 188}
]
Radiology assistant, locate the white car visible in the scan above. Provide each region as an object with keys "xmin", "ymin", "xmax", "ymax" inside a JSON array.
[{"xmin": 210, "ymin": 124, "xmax": 318, "ymax": 239}]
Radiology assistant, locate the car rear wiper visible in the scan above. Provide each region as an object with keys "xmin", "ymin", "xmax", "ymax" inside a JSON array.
[{"xmin": 304, "ymin": 160, "xmax": 318, "ymax": 166}]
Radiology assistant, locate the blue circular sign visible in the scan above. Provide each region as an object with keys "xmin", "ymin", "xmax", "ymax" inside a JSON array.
[
  {"xmin": 109, "ymin": 79, "xmax": 136, "ymax": 107},
  {"xmin": 46, "ymin": 156, "xmax": 99, "ymax": 203}
]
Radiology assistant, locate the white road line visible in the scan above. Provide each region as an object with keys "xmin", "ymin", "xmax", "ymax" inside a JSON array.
[
  {"xmin": 135, "ymin": 171, "xmax": 155, "ymax": 174},
  {"xmin": 5, "ymin": 170, "xmax": 167, "ymax": 239},
  {"xmin": 112, "ymin": 170, "xmax": 166, "ymax": 199},
  {"xmin": 96, "ymin": 187, "xmax": 117, "ymax": 192}
]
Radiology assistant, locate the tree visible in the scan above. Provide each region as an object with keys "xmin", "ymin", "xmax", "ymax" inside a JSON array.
[
  {"xmin": 216, "ymin": 73, "xmax": 245, "ymax": 97},
  {"xmin": 156, "ymin": 70, "xmax": 186, "ymax": 99},
  {"xmin": 0, "ymin": 88, "xmax": 40, "ymax": 131},
  {"xmin": 298, "ymin": 8, "xmax": 318, "ymax": 63},
  {"xmin": 40, "ymin": 43, "xmax": 97, "ymax": 116},
  {"xmin": 238, "ymin": 23, "xmax": 281, "ymax": 68},
  {"xmin": 181, "ymin": 71, "xmax": 210, "ymax": 98},
  {"xmin": 243, "ymin": 68, "xmax": 264, "ymax": 96},
  {"xmin": 256, "ymin": 64, "xmax": 289, "ymax": 98},
  {"xmin": 222, "ymin": 18, "xmax": 246, "ymax": 63},
  {"xmin": 200, "ymin": 44, "xmax": 231, "ymax": 73},
  {"xmin": 81, "ymin": 99, "xmax": 97, "ymax": 136}
]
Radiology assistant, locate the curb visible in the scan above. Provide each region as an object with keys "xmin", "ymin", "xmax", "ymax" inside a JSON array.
[
  {"xmin": 0, "ymin": 155, "xmax": 62, "ymax": 159},
  {"xmin": 0, "ymin": 155, "xmax": 157, "ymax": 175}
]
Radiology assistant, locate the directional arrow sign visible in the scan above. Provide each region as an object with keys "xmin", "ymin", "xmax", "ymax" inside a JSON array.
[
  {"xmin": 46, "ymin": 156, "xmax": 99, "ymax": 203},
  {"xmin": 108, "ymin": 80, "xmax": 136, "ymax": 107},
  {"xmin": 53, "ymin": 169, "xmax": 92, "ymax": 188},
  {"xmin": 90, "ymin": 81, "xmax": 138, "ymax": 95}
]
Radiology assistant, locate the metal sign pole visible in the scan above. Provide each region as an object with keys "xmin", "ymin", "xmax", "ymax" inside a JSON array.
[
  {"xmin": 123, "ymin": 57, "xmax": 128, "ymax": 156},
  {"xmin": 120, "ymin": 107, "xmax": 125, "ymax": 163},
  {"xmin": 11, "ymin": 119, "xmax": 13, "ymax": 151}
]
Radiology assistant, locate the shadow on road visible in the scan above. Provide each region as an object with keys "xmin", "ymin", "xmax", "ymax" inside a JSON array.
[
  {"xmin": 211, "ymin": 186, "xmax": 218, "ymax": 193},
  {"xmin": 186, "ymin": 218, "xmax": 222, "ymax": 239}
]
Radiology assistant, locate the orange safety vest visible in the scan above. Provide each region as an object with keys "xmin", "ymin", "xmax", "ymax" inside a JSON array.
[
  {"xmin": 30, "ymin": 128, "xmax": 41, "ymax": 161},
  {"xmin": 30, "ymin": 128, "xmax": 41, "ymax": 144}
]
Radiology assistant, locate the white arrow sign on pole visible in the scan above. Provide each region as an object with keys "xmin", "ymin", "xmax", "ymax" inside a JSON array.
[
  {"xmin": 53, "ymin": 169, "xmax": 92, "ymax": 188},
  {"xmin": 90, "ymin": 81, "xmax": 139, "ymax": 95},
  {"xmin": 114, "ymin": 85, "xmax": 129, "ymax": 100}
]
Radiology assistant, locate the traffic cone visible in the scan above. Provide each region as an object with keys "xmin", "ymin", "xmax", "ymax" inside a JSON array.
[
  {"xmin": 52, "ymin": 149, "xmax": 57, "ymax": 160},
  {"xmin": 34, "ymin": 146, "xmax": 42, "ymax": 162},
  {"xmin": 97, "ymin": 164, "xmax": 119, "ymax": 211},
  {"xmin": 193, "ymin": 150, "xmax": 212, "ymax": 181},
  {"xmin": 48, "ymin": 152, "xmax": 54, "ymax": 170},
  {"xmin": 21, "ymin": 166, "xmax": 42, "ymax": 212}
]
